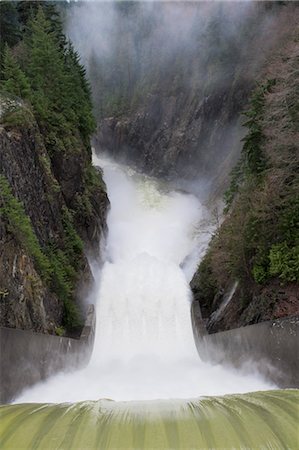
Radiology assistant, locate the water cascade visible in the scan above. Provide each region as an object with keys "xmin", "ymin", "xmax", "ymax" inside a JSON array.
[
  {"xmin": 1, "ymin": 158, "xmax": 298, "ymax": 448},
  {"xmin": 15, "ymin": 157, "xmax": 272, "ymax": 402}
]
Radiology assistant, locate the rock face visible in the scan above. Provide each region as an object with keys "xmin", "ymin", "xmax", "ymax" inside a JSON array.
[
  {"xmin": 191, "ymin": 276, "xmax": 299, "ymax": 334},
  {"xmin": 0, "ymin": 120, "xmax": 109, "ymax": 334},
  {"xmin": 190, "ymin": 28, "xmax": 299, "ymax": 333},
  {"xmin": 94, "ymin": 82, "xmax": 247, "ymax": 187},
  {"xmin": 91, "ymin": 3, "xmax": 295, "ymax": 197},
  {"xmin": 0, "ymin": 229, "xmax": 62, "ymax": 333},
  {"xmin": 92, "ymin": 4, "xmax": 298, "ymax": 333}
]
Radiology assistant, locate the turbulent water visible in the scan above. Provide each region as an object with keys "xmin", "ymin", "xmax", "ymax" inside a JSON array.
[{"xmin": 16, "ymin": 157, "xmax": 272, "ymax": 403}]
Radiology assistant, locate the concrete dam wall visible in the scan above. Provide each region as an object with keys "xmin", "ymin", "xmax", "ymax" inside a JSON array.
[
  {"xmin": 1, "ymin": 298, "xmax": 298, "ymax": 405},
  {"xmin": 0, "ymin": 305, "xmax": 96, "ymax": 404},
  {"xmin": 191, "ymin": 301, "xmax": 299, "ymax": 388}
]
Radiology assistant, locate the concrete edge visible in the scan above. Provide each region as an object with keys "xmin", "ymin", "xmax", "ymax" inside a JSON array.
[
  {"xmin": 191, "ymin": 301, "xmax": 299, "ymax": 388},
  {"xmin": 0, "ymin": 304, "xmax": 96, "ymax": 404}
]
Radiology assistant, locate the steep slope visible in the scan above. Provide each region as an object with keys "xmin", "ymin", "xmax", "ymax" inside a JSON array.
[
  {"xmin": 0, "ymin": 102, "xmax": 108, "ymax": 335},
  {"xmin": 0, "ymin": 3, "xmax": 109, "ymax": 335},
  {"xmin": 191, "ymin": 27, "xmax": 299, "ymax": 332}
]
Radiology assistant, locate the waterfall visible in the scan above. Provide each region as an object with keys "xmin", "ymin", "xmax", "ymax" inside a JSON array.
[{"xmin": 15, "ymin": 157, "xmax": 272, "ymax": 403}]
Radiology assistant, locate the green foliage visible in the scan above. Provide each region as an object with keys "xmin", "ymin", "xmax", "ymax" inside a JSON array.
[
  {"xmin": 46, "ymin": 209, "xmax": 83, "ymax": 328},
  {"xmin": 1, "ymin": 104, "xmax": 34, "ymax": 128},
  {"xmin": 241, "ymin": 81, "xmax": 273, "ymax": 176},
  {"xmin": 73, "ymin": 165, "xmax": 107, "ymax": 220},
  {"xmin": 252, "ymin": 264, "xmax": 268, "ymax": 284},
  {"xmin": 0, "ymin": 176, "xmax": 51, "ymax": 281},
  {"xmin": 0, "ymin": 3, "xmax": 102, "ymax": 331},
  {"xmin": 1, "ymin": 4, "xmax": 96, "ymax": 159},
  {"xmin": 1, "ymin": 45, "xmax": 31, "ymax": 99},
  {"xmin": 0, "ymin": 175, "xmax": 82, "ymax": 329},
  {"xmin": 64, "ymin": 43, "xmax": 96, "ymax": 141},
  {"xmin": 62, "ymin": 207, "xmax": 84, "ymax": 267},
  {"xmin": 0, "ymin": 2, "xmax": 21, "ymax": 54},
  {"xmin": 269, "ymin": 243, "xmax": 299, "ymax": 282},
  {"xmin": 24, "ymin": 9, "xmax": 70, "ymax": 127},
  {"xmin": 84, "ymin": 165, "xmax": 106, "ymax": 192},
  {"xmin": 198, "ymin": 60, "xmax": 298, "ymax": 319},
  {"xmin": 22, "ymin": 7, "xmax": 95, "ymax": 152},
  {"xmin": 223, "ymin": 160, "xmax": 243, "ymax": 210},
  {"xmin": 55, "ymin": 326, "xmax": 65, "ymax": 336},
  {"xmin": 17, "ymin": 1, "xmax": 67, "ymax": 48},
  {"xmin": 45, "ymin": 208, "xmax": 84, "ymax": 329},
  {"xmin": 224, "ymin": 80, "xmax": 276, "ymax": 210},
  {"xmin": 192, "ymin": 250, "xmax": 218, "ymax": 301},
  {"xmin": 46, "ymin": 246, "xmax": 81, "ymax": 329}
]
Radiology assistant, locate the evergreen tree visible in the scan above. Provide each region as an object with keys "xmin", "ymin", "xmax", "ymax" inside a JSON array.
[
  {"xmin": 1, "ymin": 3, "xmax": 96, "ymax": 153},
  {"xmin": 65, "ymin": 43, "xmax": 96, "ymax": 141},
  {"xmin": 1, "ymin": 44, "xmax": 31, "ymax": 99},
  {"xmin": 0, "ymin": 2, "xmax": 21, "ymax": 54},
  {"xmin": 24, "ymin": 8, "xmax": 70, "ymax": 133},
  {"xmin": 18, "ymin": 0, "xmax": 66, "ymax": 49}
]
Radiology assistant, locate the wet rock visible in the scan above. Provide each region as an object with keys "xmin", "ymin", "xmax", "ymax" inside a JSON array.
[{"xmin": 0, "ymin": 121, "xmax": 109, "ymax": 333}]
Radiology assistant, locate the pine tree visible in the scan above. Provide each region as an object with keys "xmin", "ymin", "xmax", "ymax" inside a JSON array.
[
  {"xmin": 18, "ymin": 0, "xmax": 66, "ymax": 49},
  {"xmin": 64, "ymin": 43, "xmax": 96, "ymax": 141},
  {"xmin": 0, "ymin": 2, "xmax": 21, "ymax": 53},
  {"xmin": 24, "ymin": 8, "xmax": 70, "ymax": 131},
  {"xmin": 1, "ymin": 44, "xmax": 31, "ymax": 99}
]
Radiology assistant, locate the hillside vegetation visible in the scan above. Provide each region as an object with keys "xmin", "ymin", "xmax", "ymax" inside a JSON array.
[
  {"xmin": 191, "ymin": 29, "xmax": 299, "ymax": 331},
  {"xmin": 0, "ymin": 2, "xmax": 108, "ymax": 335}
]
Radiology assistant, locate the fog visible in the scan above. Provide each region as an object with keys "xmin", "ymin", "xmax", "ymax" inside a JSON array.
[{"xmin": 65, "ymin": 1, "xmax": 291, "ymax": 186}]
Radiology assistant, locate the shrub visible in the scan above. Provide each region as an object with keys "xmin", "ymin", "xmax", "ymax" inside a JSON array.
[
  {"xmin": 252, "ymin": 264, "xmax": 268, "ymax": 284},
  {"xmin": 0, "ymin": 175, "xmax": 52, "ymax": 281},
  {"xmin": 2, "ymin": 106, "xmax": 31, "ymax": 127},
  {"xmin": 0, "ymin": 176, "xmax": 82, "ymax": 329},
  {"xmin": 269, "ymin": 242, "xmax": 299, "ymax": 282}
]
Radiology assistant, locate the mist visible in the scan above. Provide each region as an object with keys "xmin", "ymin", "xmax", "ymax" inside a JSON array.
[
  {"xmin": 65, "ymin": 1, "xmax": 293, "ymax": 191},
  {"xmin": 16, "ymin": 156, "xmax": 273, "ymax": 403},
  {"xmin": 15, "ymin": 0, "xmax": 289, "ymax": 404}
]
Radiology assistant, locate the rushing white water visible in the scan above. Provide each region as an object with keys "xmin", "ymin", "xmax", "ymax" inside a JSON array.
[{"xmin": 16, "ymin": 156, "xmax": 273, "ymax": 403}]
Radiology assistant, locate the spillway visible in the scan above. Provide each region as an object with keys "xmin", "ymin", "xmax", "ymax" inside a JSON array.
[
  {"xmin": 1, "ymin": 391, "xmax": 298, "ymax": 449},
  {"xmin": 15, "ymin": 157, "xmax": 272, "ymax": 403},
  {"xmin": 2, "ymin": 157, "xmax": 298, "ymax": 449}
]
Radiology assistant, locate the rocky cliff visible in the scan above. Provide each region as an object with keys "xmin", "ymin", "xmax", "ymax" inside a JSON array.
[
  {"xmin": 0, "ymin": 2, "xmax": 110, "ymax": 336},
  {"xmin": 94, "ymin": 81, "xmax": 247, "ymax": 190},
  {"xmin": 88, "ymin": 2, "xmax": 298, "ymax": 331},
  {"xmin": 90, "ymin": 2, "xmax": 295, "ymax": 197},
  {"xmin": 191, "ymin": 26, "xmax": 299, "ymax": 332},
  {"xmin": 0, "ymin": 106, "xmax": 109, "ymax": 335}
]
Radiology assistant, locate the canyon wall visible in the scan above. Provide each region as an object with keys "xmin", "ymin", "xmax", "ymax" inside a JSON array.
[
  {"xmin": 191, "ymin": 24, "xmax": 299, "ymax": 332},
  {"xmin": 79, "ymin": 2, "xmax": 297, "ymax": 196},
  {"xmin": 0, "ymin": 109, "xmax": 108, "ymax": 335}
]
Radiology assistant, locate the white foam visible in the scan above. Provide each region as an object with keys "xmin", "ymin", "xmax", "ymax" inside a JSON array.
[{"xmin": 16, "ymin": 156, "xmax": 273, "ymax": 403}]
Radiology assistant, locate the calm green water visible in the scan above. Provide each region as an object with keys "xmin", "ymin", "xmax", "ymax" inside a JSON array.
[{"xmin": 1, "ymin": 390, "xmax": 298, "ymax": 449}]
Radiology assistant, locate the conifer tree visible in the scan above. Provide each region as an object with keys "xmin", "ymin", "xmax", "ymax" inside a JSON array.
[
  {"xmin": 1, "ymin": 44, "xmax": 31, "ymax": 99},
  {"xmin": 24, "ymin": 8, "xmax": 70, "ymax": 132},
  {"xmin": 18, "ymin": 0, "xmax": 66, "ymax": 49},
  {"xmin": 65, "ymin": 43, "xmax": 96, "ymax": 141},
  {"xmin": 0, "ymin": 2, "xmax": 21, "ymax": 56}
]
